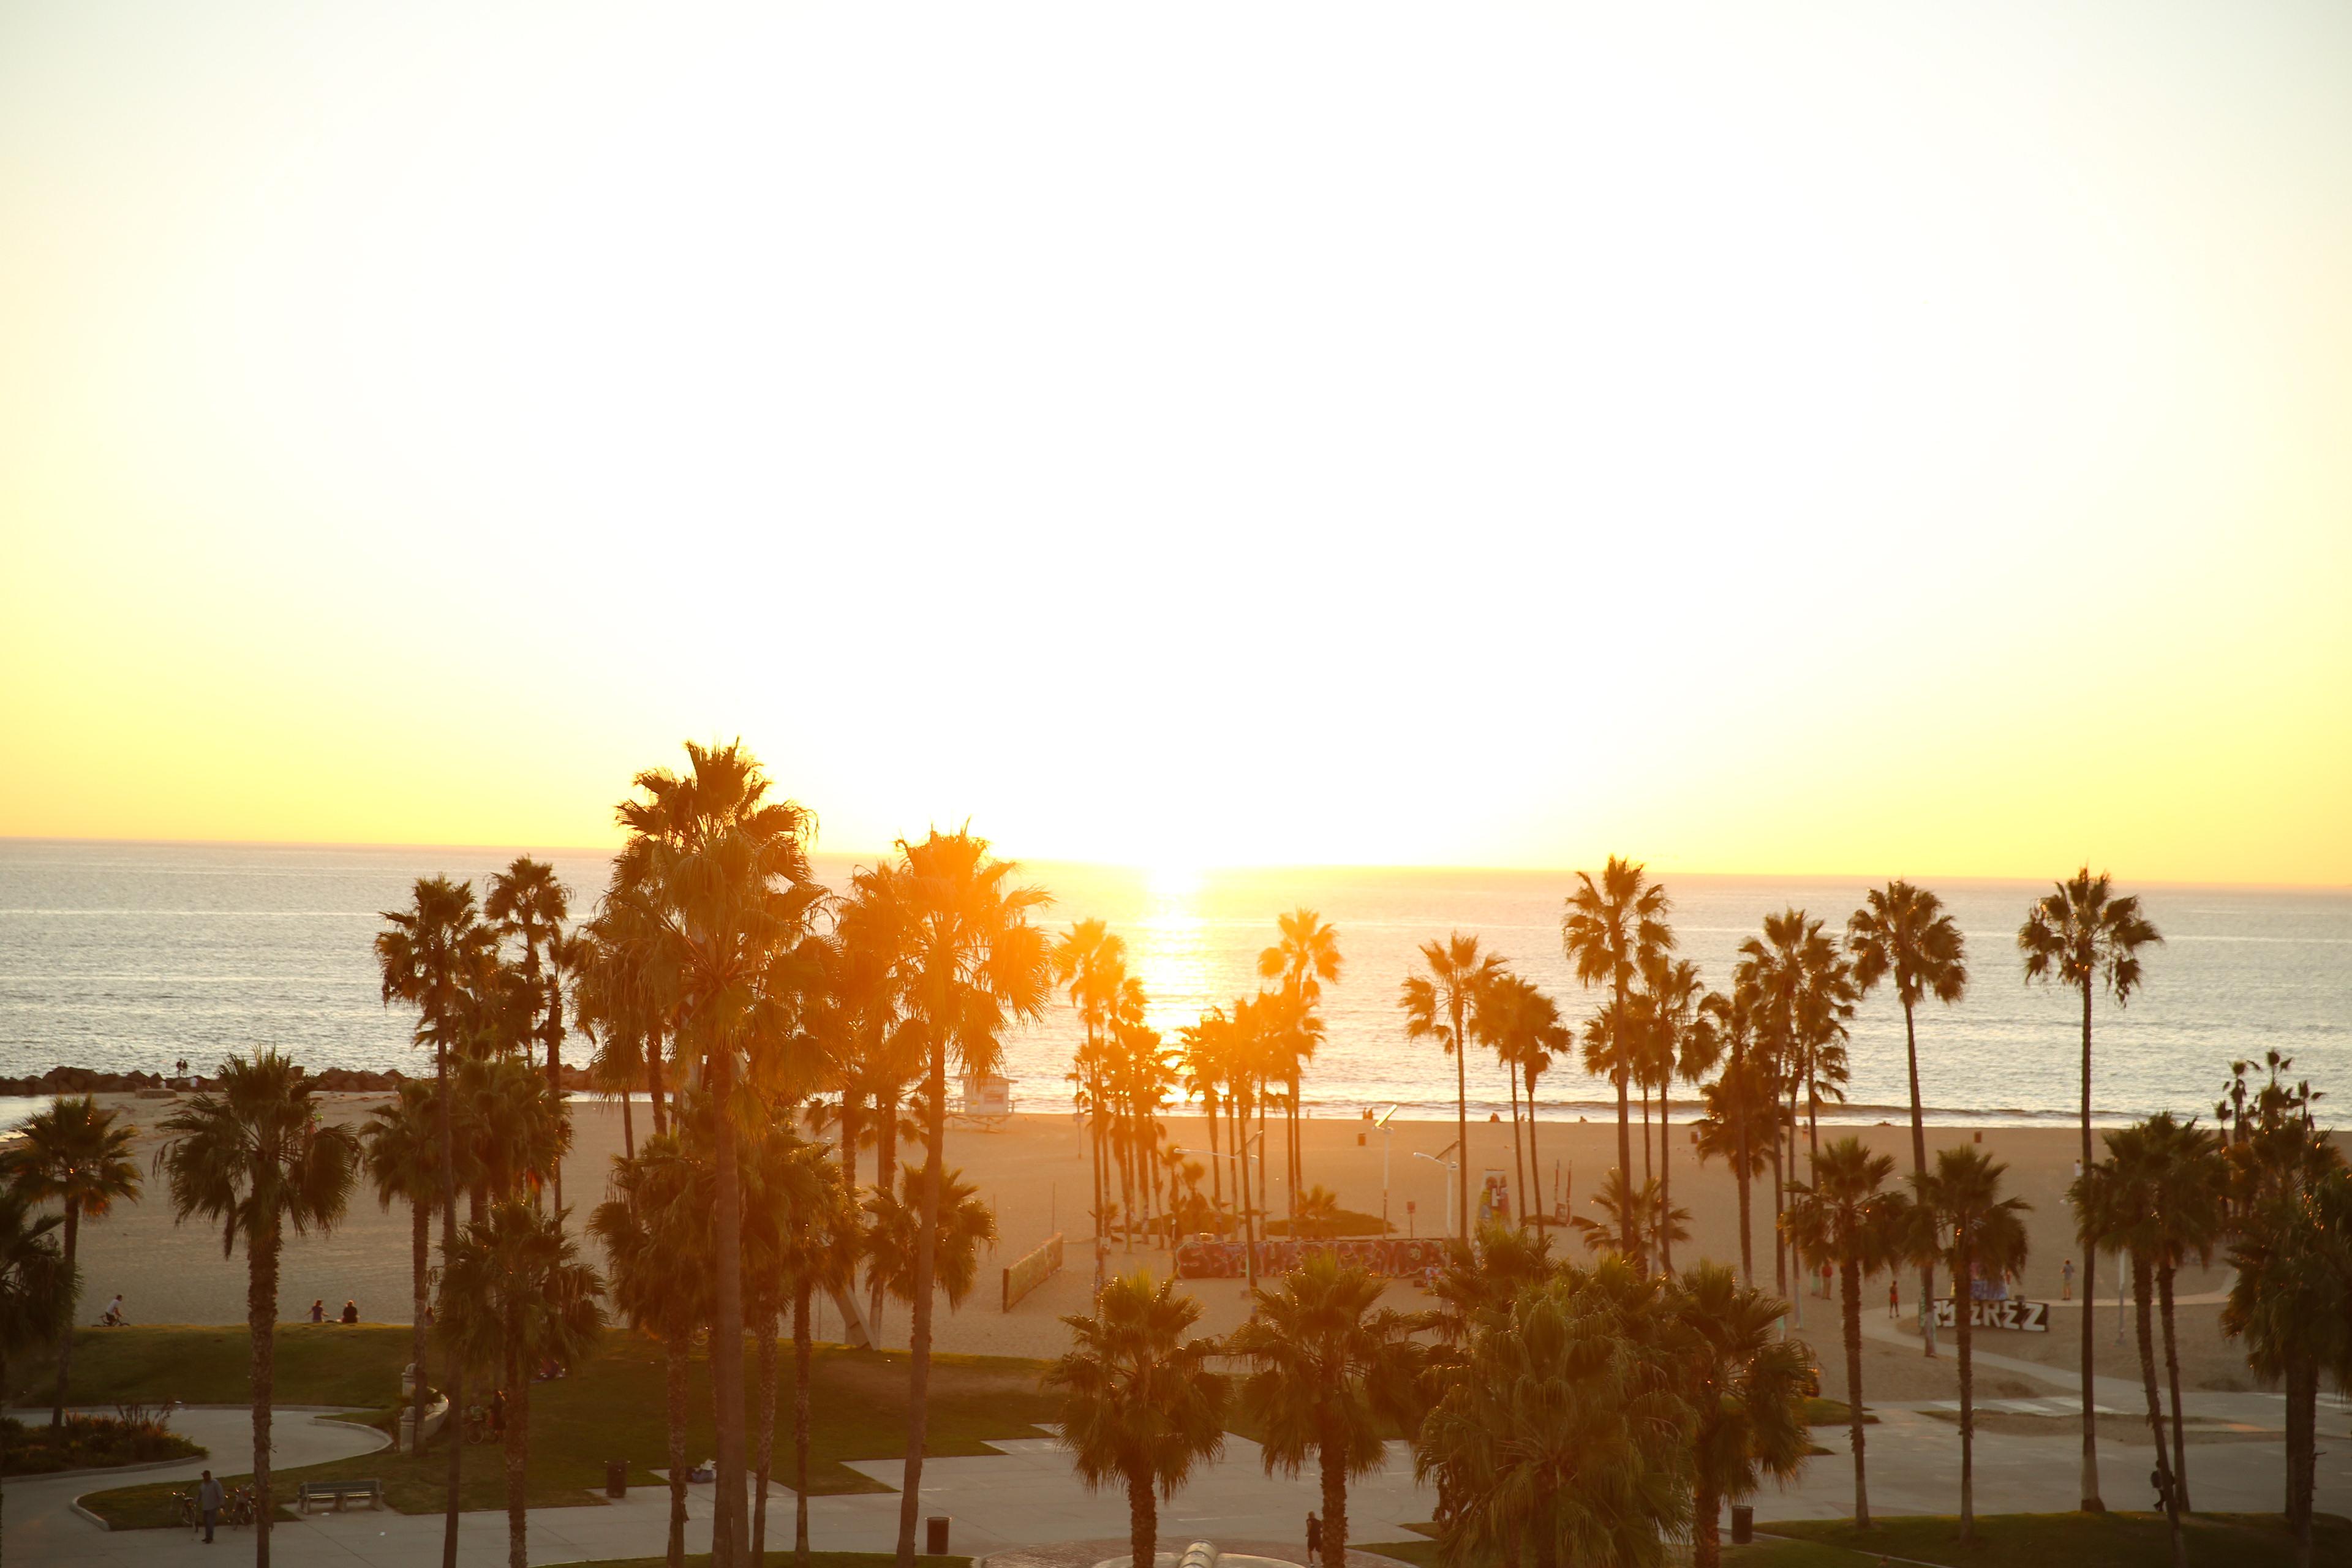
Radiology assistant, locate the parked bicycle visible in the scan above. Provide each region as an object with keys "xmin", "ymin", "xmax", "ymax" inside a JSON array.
[{"xmin": 171, "ymin": 1489, "xmax": 199, "ymax": 1533}]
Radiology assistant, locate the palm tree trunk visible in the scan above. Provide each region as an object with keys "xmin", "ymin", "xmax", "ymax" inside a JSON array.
[
  {"xmin": 2286, "ymin": 1352, "xmax": 2316, "ymax": 1568},
  {"xmin": 794, "ymin": 1281, "xmax": 813, "ymax": 1568},
  {"xmin": 1842, "ymin": 1257, "xmax": 1868, "ymax": 1526},
  {"xmin": 1640, "ymin": 1081, "xmax": 1653, "ymax": 1187},
  {"xmin": 894, "ymin": 1044, "xmax": 948, "ymax": 1568},
  {"xmin": 410, "ymin": 1199, "xmax": 430, "ymax": 1453},
  {"xmin": 647, "ymin": 1046, "xmax": 668, "ymax": 1137},
  {"xmin": 1902, "ymin": 1000, "xmax": 1934, "ymax": 1354},
  {"xmin": 1771, "ymin": 1128, "xmax": 1786, "ymax": 1298},
  {"xmin": 247, "ymin": 1221, "xmax": 281, "ymax": 1568},
  {"xmin": 2132, "ymin": 1258, "xmax": 2185, "ymax": 1568},
  {"xmin": 1956, "ymin": 1242, "xmax": 1974, "ymax": 1543},
  {"xmin": 49, "ymin": 1199, "xmax": 80, "ymax": 1427},
  {"xmin": 755, "ymin": 1305, "xmax": 778, "ymax": 1567},
  {"xmin": 505, "ymin": 1321, "xmax": 529, "ymax": 1568},
  {"xmin": 1658, "ymin": 1082, "xmax": 1674, "ymax": 1273},
  {"xmin": 1454, "ymin": 996, "xmax": 1471, "ymax": 1242},
  {"xmin": 1523, "ymin": 1075, "xmax": 1544, "ymax": 1230},
  {"xmin": 666, "ymin": 1330, "xmax": 689, "ymax": 1568},
  {"xmin": 1506, "ymin": 1066, "xmax": 1527, "ymax": 1229},
  {"xmin": 439, "ymin": 1037, "xmax": 466, "ymax": 1568},
  {"xmin": 1612, "ymin": 982, "xmax": 1634, "ymax": 1262},
  {"xmin": 2077, "ymin": 981, "xmax": 2103, "ymax": 1512},
  {"xmin": 1127, "ymin": 1467, "xmax": 1158, "ymax": 1568},
  {"xmin": 1319, "ymin": 1427, "xmax": 1347, "ymax": 1568},
  {"xmin": 1733, "ymin": 1045, "xmax": 1753, "ymax": 1286},
  {"xmin": 620, "ymin": 1089, "xmax": 635, "ymax": 1161},
  {"xmin": 1693, "ymin": 1471, "xmax": 1721, "ymax": 1568},
  {"xmin": 2158, "ymin": 1264, "xmax": 2189, "ymax": 1512},
  {"xmin": 1236, "ymin": 1096, "xmax": 1259, "ymax": 1292},
  {"xmin": 1205, "ymin": 1090, "xmax": 1223, "ymax": 1217},
  {"xmin": 1088, "ymin": 1063, "xmax": 1106, "ymax": 1248},
  {"xmin": 710, "ymin": 1054, "xmax": 751, "ymax": 1568},
  {"xmin": 546, "ymin": 982, "xmax": 566, "ymax": 1216},
  {"xmin": 837, "ymin": 1092, "xmax": 861, "ymax": 1190}
]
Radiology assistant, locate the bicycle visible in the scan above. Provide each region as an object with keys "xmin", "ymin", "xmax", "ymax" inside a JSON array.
[
  {"xmin": 228, "ymin": 1485, "xmax": 257, "ymax": 1527},
  {"xmin": 171, "ymin": 1490, "xmax": 198, "ymax": 1534}
]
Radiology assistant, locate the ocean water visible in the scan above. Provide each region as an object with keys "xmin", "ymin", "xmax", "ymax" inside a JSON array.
[{"xmin": 1, "ymin": 839, "xmax": 2345, "ymax": 1131}]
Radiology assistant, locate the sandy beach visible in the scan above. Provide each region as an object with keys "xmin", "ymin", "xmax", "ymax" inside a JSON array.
[{"xmin": 40, "ymin": 1096, "xmax": 2277, "ymax": 1404}]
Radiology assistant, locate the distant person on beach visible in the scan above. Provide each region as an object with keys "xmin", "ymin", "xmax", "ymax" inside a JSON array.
[
  {"xmin": 1888, "ymin": 1280, "xmax": 1900, "ymax": 1319},
  {"xmin": 309, "ymin": 1299, "xmax": 325, "ymax": 1324},
  {"xmin": 340, "ymin": 1298, "xmax": 359, "ymax": 1324},
  {"xmin": 2062, "ymin": 1258, "xmax": 2075, "ymax": 1300}
]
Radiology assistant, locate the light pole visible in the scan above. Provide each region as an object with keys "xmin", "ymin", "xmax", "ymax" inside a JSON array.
[
  {"xmin": 1376, "ymin": 1105, "xmax": 1399, "ymax": 1235},
  {"xmin": 1414, "ymin": 1145, "xmax": 1460, "ymax": 1239}
]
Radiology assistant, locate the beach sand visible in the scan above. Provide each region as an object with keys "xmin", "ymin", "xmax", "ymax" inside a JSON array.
[{"xmin": 46, "ymin": 1095, "xmax": 2271, "ymax": 1400}]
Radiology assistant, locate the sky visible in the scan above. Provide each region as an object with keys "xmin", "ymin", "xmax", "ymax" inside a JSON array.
[{"xmin": 2, "ymin": 2, "xmax": 2347, "ymax": 884}]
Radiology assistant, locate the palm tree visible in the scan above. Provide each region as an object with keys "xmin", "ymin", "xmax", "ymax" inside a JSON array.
[
  {"xmin": 153, "ymin": 1051, "xmax": 359, "ymax": 1568},
  {"xmin": 1046, "ymin": 1271, "xmax": 1229, "ymax": 1568},
  {"xmin": 2019, "ymin": 867, "xmax": 2161, "ymax": 1515},
  {"xmin": 0, "ymin": 1186, "xmax": 73, "ymax": 1512},
  {"xmin": 1400, "ymin": 933, "xmax": 1505, "ymax": 1240},
  {"xmin": 1423, "ymin": 1221, "xmax": 1558, "ymax": 1344},
  {"xmin": 486, "ymin": 856, "xmax": 573, "ymax": 1201},
  {"xmin": 454, "ymin": 1052, "xmax": 569, "ymax": 1211},
  {"xmin": 1736, "ymin": 908, "xmax": 1855, "ymax": 1297},
  {"xmin": 436, "ymin": 1197, "xmax": 604, "ymax": 1568},
  {"xmin": 862, "ymin": 1162, "xmax": 998, "ymax": 1344},
  {"xmin": 1848, "ymin": 881, "xmax": 1968, "ymax": 1356},
  {"xmin": 1479, "ymin": 976, "xmax": 1566, "ymax": 1223},
  {"xmin": 1631, "ymin": 956, "xmax": 1711, "ymax": 1272},
  {"xmin": 1909, "ymin": 1145, "xmax": 2030, "ymax": 1542},
  {"xmin": 778, "ymin": 1143, "xmax": 862, "ymax": 1567},
  {"xmin": 1259, "ymin": 909, "xmax": 1343, "ymax": 1216},
  {"xmin": 1416, "ymin": 1261, "xmax": 1693, "ymax": 1568},
  {"xmin": 379, "ymin": 873, "xmax": 496, "ymax": 1568},
  {"xmin": 2143, "ymin": 1114, "xmax": 2226, "ymax": 1511},
  {"xmin": 0, "ymin": 1095, "xmax": 141, "ymax": 1427},
  {"xmin": 609, "ymin": 741, "xmax": 823, "ymax": 1565},
  {"xmin": 1568, "ymin": 1169, "xmax": 1689, "ymax": 1270},
  {"xmin": 2073, "ymin": 1126, "xmax": 2185, "ymax": 1568},
  {"xmin": 1227, "ymin": 1253, "xmax": 1422, "ymax": 1568},
  {"xmin": 856, "ymin": 827, "xmax": 1052, "ymax": 1568},
  {"xmin": 1562, "ymin": 860, "xmax": 1674, "ymax": 1265},
  {"xmin": 1782, "ymin": 1137, "xmax": 1907, "ymax": 1526},
  {"xmin": 362, "ymin": 1082, "xmax": 444, "ymax": 1453},
  {"xmin": 1670, "ymin": 1262, "xmax": 1812, "ymax": 1568},
  {"xmin": 1698, "ymin": 984, "xmax": 1764, "ymax": 1282},
  {"xmin": 1055, "ymin": 919, "xmax": 1129, "ymax": 1252},
  {"xmin": 593, "ymin": 1131, "xmax": 712, "ymax": 1568}
]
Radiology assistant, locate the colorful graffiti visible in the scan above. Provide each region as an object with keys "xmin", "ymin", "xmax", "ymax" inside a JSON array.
[{"xmin": 1172, "ymin": 1235, "xmax": 1452, "ymax": 1280}]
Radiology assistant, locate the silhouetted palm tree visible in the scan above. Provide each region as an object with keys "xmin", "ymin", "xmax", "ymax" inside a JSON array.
[
  {"xmin": 154, "ymin": 1052, "xmax": 359, "ymax": 1568},
  {"xmin": 0, "ymin": 1187, "xmax": 73, "ymax": 1506},
  {"xmin": 1569, "ymin": 1169, "xmax": 1689, "ymax": 1272},
  {"xmin": 1736, "ymin": 908, "xmax": 1855, "ymax": 1298},
  {"xmin": 1698, "ymin": 984, "xmax": 1766, "ymax": 1283},
  {"xmin": 861, "ymin": 1162, "xmax": 997, "ymax": 1344},
  {"xmin": 1046, "ymin": 1272, "xmax": 1228, "ymax": 1568},
  {"xmin": 1783, "ymin": 1137, "xmax": 1907, "ymax": 1526},
  {"xmin": 1227, "ymin": 1253, "xmax": 1422, "ymax": 1568},
  {"xmin": 486, "ymin": 856, "xmax": 573, "ymax": 1205},
  {"xmin": 1401, "ymin": 933, "xmax": 1505, "ymax": 1240},
  {"xmin": 1632, "ymin": 955, "xmax": 1712, "ymax": 1272},
  {"xmin": 1909, "ymin": 1145, "xmax": 2030, "ymax": 1542},
  {"xmin": 1848, "ymin": 881, "xmax": 1967, "ymax": 1355},
  {"xmin": 1259, "ymin": 909, "xmax": 1343, "ymax": 1215},
  {"xmin": 1672, "ymin": 1262, "xmax": 1812, "ymax": 1568},
  {"xmin": 361, "ymin": 1082, "xmax": 444, "ymax": 1453},
  {"xmin": 2143, "ymin": 1113, "xmax": 2225, "ymax": 1511},
  {"xmin": 777, "ymin": 1142, "xmax": 862, "ymax": 1568},
  {"xmin": 2075, "ymin": 1126, "xmax": 2185, "ymax": 1567},
  {"xmin": 1475, "ymin": 970, "xmax": 1564, "ymax": 1225},
  {"xmin": 856, "ymin": 828, "xmax": 1051, "ymax": 1568},
  {"xmin": 2019, "ymin": 866, "xmax": 2160, "ymax": 1513},
  {"xmin": 1, "ymin": 1095, "xmax": 140, "ymax": 1427},
  {"xmin": 1562, "ymin": 858, "xmax": 1674, "ymax": 1264},
  {"xmin": 437, "ymin": 1197, "xmax": 603, "ymax": 1568}
]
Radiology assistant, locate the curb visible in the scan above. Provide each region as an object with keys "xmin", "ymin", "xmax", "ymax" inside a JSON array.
[
  {"xmin": 3, "ymin": 1448, "xmax": 211, "ymax": 1486},
  {"xmin": 64, "ymin": 1411, "xmax": 391, "ymax": 1534}
]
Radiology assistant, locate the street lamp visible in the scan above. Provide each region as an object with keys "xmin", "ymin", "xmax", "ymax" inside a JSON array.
[
  {"xmin": 1414, "ymin": 1145, "xmax": 1460, "ymax": 1239},
  {"xmin": 1376, "ymin": 1105, "xmax": 1399, "ymax": 1235}
]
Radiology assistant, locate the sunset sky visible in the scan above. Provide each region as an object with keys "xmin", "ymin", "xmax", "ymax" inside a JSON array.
[{"xmin": 3, "ymin": 3, "xmax": 2346, "ymax": 884}]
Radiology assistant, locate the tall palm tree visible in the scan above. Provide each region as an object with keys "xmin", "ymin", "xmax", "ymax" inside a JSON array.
[
  {"xmin": 1909, "ymin": 1145, "xmax": 2030, "ymax": 1543},
  {"xmin": 2018, "ymin": 866, "xmax": 2162, "ymax": 1514},
  {"xmin": 1227, "ymin": 1253, "xmax": 1423, "ymax": 1568},
  {"xmin": 1477, "ymin": 972, "xmax": 1566, "ymax": 1228},
  {"xmin": 1046, "ymin": 1271, "xmax": 1229, "ymax": 1568},
  {"xmin": 1698, "ymin": 984, "xmax": 1763, "ymax": 1283},
  {"xmin": 362, "ymin": 1082, "xmax": 444, "ymax": 1453},
  {"xmin": 1568, "ymin": 1169, "xmax": 1689, "ymax": 1270},
  {"xmin": 862, "ymin": 1161, "xmax": 998, "ymax": 1344},
  {"xmin": 1670, "ymin": 1262, "xmax": 1812, "ymax": 1568},
  {"xmin": 1416, "ymin": 1261, "xmax": 1694, "ymax": 1568},
  {"xmin": 379, "ymin": 873, "xmax": 496, "ymax": 1568},
  {"xmin": 1782, "ymin": 1137, "xmax": 1907, "ymax": 1526},
  {"xmin": 592, "ymin": 1131, "xmax": 712, "ymax": 1568},
  {"xmin": 153, "ymin": 1052, "xmax": 359, "ymax": 1568},
  {"xmin": 1632, "ymin": 956, "xmax": 1711, "ymax": 1272},
  {"xmin": 1562, "ymin": 858, "xmax": 1675, "ymax": 1264},
  {"xmin": 1848, "ymin": 881, "xmax": 1968, "ymax": 1356},
  {"xmin": 858, "ymin": 828, "xmax": 1052, "ymax": 1568},
  {"xmin": 437, "ymin": 1197, "xmax": 603, "ymax": 1568},
  {"xmin": 1055, "ymin": 918, "xmax": 1129, "ymax": 1253},
  {"xmin": 1259, "ymin": 909, "xmax": 1343, "ymax": 1214},
  {"xmin": 0, "ymin": 1095, "xmax": 141, "ymax": 1427},
  {"xmin": 2143, "ymin": 1114, "xmax": 2226, "ymax": 1511},
  {"xmin": 609, "ymin": 741, "xmax": 823, "ymax": 1565},
  {"xmin": 0, "ymin": 1187, "xmax": 73, "ymax": 1515},
  {"xmin": 2073, "ymin": 1126, "xmax": 2185, "ymax": 1568},
  {"xmin": 486, "ymin": 859, "xmax": 573, "ymax": 1208},
  {"xmin": 454, "ymin": 1051, "xmax": 569, "ymax": 1210},
  {"xmin": 1400, "ymin": 933, "xmax": 1506, "ymax": 1240},
  {"xmin": 1735, "ymin": 908, "xmax": 1855, "ymax": 1297},
  {"xmin": 778, "ymin": 1142, "xmax": 862, "ymax": 1567}
]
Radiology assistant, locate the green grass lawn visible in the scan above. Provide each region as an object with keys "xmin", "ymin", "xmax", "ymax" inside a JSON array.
[
  {"xmin": 1799, "ymin": 1396, "xmax": 1877, "ymax": 1427},
  {"xmin": 6, "ymin": 1324, "xmax": 416, "ymax": 1408},
  {"xmin": 1364, "ymin": 1515, "xmax": 2350, "ymax": 1568},
  {"xmin": 76, "ymin": 1329, "xmax": 1060, "ymax": 1529}
]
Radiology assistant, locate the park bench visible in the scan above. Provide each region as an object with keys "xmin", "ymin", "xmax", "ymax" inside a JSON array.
[{"xmin": 298, "ymin": 1479, "xmax": 383, "ymax": 1513}]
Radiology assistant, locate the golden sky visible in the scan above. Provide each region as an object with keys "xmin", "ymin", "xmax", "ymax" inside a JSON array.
[{"xmin": 2, "ymin": 4, "xmax": 2347, "ymax": 884}]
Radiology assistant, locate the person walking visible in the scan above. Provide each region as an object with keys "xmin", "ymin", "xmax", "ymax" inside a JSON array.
[
  {"xmin": 1888, "ymin": 1278, "xmax": 1901, "ymax": 1320},
  {"xmin": 2061, "ymin": 1257, "xmax": 2075, "ymax": 1300},
  {"xmin": 1306, "ymin": 1512, "xmax": 1323, "ymax": 1562},
  {"xmin": 197, "ymin": 1469, "xmax": 224, "ymax": 1544}
]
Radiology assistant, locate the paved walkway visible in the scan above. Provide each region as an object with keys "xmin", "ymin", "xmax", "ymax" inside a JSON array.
[{"xmin": 10, "ymin": 1387, "xmax": 2349, "ymax": 1568}]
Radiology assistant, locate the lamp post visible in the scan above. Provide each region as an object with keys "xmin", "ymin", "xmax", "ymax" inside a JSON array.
[
  {"xmin": 1414, "ymin": 1147, "xmax": 1460, "ymax": 1239},
  {"xmin": 1376, "ymin": 1105, "xmax": 1399, "ymax": 1235}
]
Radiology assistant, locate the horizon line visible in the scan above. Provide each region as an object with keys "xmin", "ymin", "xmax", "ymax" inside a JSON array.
[{"xmin": 3, "ymin": 832, "xmax": 2346, "ymax": 895}]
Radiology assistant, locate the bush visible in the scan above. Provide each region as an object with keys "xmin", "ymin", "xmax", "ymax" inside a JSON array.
[{"xmin": 0, "ymin": 1406, "xmax": 206, "ymax": 1476}]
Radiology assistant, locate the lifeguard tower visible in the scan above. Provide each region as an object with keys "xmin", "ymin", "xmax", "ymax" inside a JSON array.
[{"xmin": 948, "ymin": 1071, "xmax": 1015, "ymax": 1129}]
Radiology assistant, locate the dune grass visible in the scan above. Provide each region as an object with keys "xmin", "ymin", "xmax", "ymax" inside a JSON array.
[{"xmin": 75, "ymin": 1328, "xmax": 1058, "ymax": 1529}]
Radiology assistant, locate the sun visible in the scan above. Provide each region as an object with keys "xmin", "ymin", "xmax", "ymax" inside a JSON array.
[{"xmin": 1145, "ymin": 859, "xmax": 1204, "ymax": 899}]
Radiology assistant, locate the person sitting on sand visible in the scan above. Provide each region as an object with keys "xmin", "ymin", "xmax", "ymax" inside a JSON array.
[
  {"xmin": 309, "ymin": 1299, "xmax": 325, "ymax": 1324},
  {"xmin": 339, "ymin": 1298, "xmax": 359, "ymax": 1324}
]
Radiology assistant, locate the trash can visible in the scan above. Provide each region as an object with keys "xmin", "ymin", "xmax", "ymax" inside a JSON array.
[
  {"xmin": 1730, "ymin": 1505, "xmax": 1754, "ymax": 1545},
  {"xmin": 925, "ymin": 1515, "xmax": 950, "ymax": 1555},
  {"xmin": 605, "ymin": 1460, "xmax": 628, "ymax": 1499}
]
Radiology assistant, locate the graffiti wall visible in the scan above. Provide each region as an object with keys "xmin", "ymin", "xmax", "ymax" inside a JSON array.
[{"xmin": 1172, "ymin": 1236, "xmax": 1452, "ymax": 1280}]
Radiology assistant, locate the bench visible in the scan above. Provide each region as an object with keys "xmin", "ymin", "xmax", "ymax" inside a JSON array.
[{"xmin": 298, "ymin": 1479, "xmax": 383, "ymax": 1514}]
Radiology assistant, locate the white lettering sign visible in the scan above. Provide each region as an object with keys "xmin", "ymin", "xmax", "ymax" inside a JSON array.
[{"xmin": 1931, "ymin": 1298, "xmax": 2049, "ymax": 1333}]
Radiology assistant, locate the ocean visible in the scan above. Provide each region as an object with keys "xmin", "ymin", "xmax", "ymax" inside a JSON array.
[{"xmin": 1, "ymin": 839, "xmax": 2345, "ymax": 1133}]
